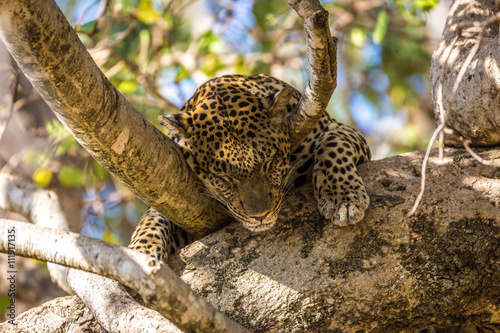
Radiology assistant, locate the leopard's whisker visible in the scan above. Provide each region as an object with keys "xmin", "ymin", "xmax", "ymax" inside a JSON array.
[
  {"xmin": 281, "ymin": 163, "xmax": 299, "ymax": 190},
  {"xmin": 202, "ymin": 189, "xmax": 225, "ymax": 205}
]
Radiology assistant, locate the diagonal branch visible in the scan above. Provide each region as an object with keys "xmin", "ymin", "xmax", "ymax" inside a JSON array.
[
  {"xmin": 66, "ymin": 270, "xmax": 183, "ymax": 333},
  {"xmin": 0, "ymin": 219, "xmax": 250, "ymax": 333},
  {"xmin": 0, "ymin": 173, "xmax": 182, "ymax": 331},
  {"xmin": 0, "ymin": 0, "xmax": 227, "ymax": 238}
]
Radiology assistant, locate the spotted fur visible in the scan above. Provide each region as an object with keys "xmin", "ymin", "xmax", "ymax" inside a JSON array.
[{"xmin": 129, "ymin": 74, "xmax": 371, "ymax": 261}]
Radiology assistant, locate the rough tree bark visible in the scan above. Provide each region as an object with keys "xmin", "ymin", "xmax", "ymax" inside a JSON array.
[
  {"xmin": 177, "ymin": 148, "xmax": 500, "ymax": 332},
  {"xmin": 284, "ymin": 0, "xmax": 337, "ymax": 149},
  {"xmin": 430, "ymin": 0, "xmax": 500, "ymax": 146},
  {"xmin": 2, "ymin": 148, "xmax": 499, "ymax": 332}
]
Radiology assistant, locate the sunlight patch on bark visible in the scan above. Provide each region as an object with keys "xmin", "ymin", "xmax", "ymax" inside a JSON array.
[{"xmin": 111, "ymin": 127, "xmax": 130, "ymax": 154}]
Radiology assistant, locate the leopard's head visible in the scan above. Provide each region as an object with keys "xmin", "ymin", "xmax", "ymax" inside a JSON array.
[{"xmin": 159, "ymin": 75, "xmax": 298, "ymax": 232}]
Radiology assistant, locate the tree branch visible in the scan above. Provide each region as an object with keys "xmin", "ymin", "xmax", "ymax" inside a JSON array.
[
  {"xmin": 66, "ymin": 270, "xmax": 182, "ymax": 333},
  {"xmin": 0, "ymin": 219, "xmax": 249, "ymax": 333},
  {"xmin": 286, "ymin": 0, "xmax": 337, "ymax": 149},
  {"xmin": 0, "ymin": 0, "xmax": 227, "ymax": 238},
  {"xmin": 0, "ymin": 173, "xmax": 72, "ymax": 293},
  {"xmin": 5, "ymin": 296, "xmax": 108, "ymax": 332},
  {"xmin": 0, "ymin": 174, "xmax": 185, "ymax": 331}
]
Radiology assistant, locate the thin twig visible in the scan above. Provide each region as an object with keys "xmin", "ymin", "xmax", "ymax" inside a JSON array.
[
  {"xmin": 461, "ymin": 138, "xmax": 500, "ymax": 167},
  {"xmin": 435, "ymin": 37, "xmax": 454, "ymax": 161},
  {"xmin": 407, "ymin": 35, "xmax": 455, "ymax": 216},
  {"xmin": 462, "ymin": 139, "xmax": 487, "ymax": 164},
  {"xmin": 406, "ymin": 122, "xmax": 444, "ymax": 217}
]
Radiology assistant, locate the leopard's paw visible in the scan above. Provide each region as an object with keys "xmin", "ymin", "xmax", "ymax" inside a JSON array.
[{"xmin": 317, "ymin": 186, "xmax": 370, "ymax": 227}]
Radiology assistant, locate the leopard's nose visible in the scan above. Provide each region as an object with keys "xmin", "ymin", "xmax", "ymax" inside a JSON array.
[{"xmin": 239, "ymin": 176, "xmax": 278, "ymax": 219}]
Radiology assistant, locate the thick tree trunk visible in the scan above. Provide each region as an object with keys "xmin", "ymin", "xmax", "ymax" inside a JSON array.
[
  {"xmin": 430, "ymin": 0, "xmax": 500, "ymax": 146},
  {"xmin": 176, "ymin": 147, "xmax": 500, "ymax": 332},
  {"xmin": 2, "ymin": 147, "xmax": 499, "ymax": 332}
]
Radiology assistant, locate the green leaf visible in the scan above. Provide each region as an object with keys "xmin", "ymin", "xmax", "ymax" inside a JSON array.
[
  {"xmin": 201, "ymin": 55, "xmax": 224, "ymax": 77},
  {"xmin": 25, "ymin": 151, "xmax": 46, "ymax": 167},
  {"xmin": 139, "ymin": 29, "xmax": 151, "ymax": 47},
  {"xmin": 79, "ymin": 20, "xmax": 97, "ymax": 34},
  {"xmin": 116, "ymin": 0, "xmax": 137, "ymax": 14},
  {"xmin": 55, "ymin": 136, "xmax": 78, "ymax": 156},
  {"xmin": 33, "ymin": 168, "xmax": 52, "ymax": 188},
  {"xmin": 46, "ymin": 119, "xmax": 69, "ymax": 140},
  {"xmin": 350, "ymin": 28, "xmax": 367, "ymax": 47},
  {"xmin": 373, "ymin": 11, "xmax": 389, "ymax": 45},
  {"xmin": 137, "ymin": 0, "xmax": 161, "ymax": 24},
  {"xmin": 117, "ymin": 80, "xmax": 138, "ymax": 94},
  {"xmin": 414, "ymin": 0, "xmax": 438, "ymax": 11},
  {"xmin": 93, "ymin": 160, "xmax": 110, "ymax": 181},
  {"xmin": 58, "ymin": 166, "xmax": 85, "ymax": 187}
]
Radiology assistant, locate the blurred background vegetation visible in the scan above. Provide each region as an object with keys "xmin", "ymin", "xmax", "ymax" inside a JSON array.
[{"xmin": 0, "ymin": 0, "xmax": 449, "ymax": 318}]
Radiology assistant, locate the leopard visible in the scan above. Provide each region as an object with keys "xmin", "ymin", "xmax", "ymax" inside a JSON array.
[{"xmin": 129, "ymin": 74, "xmax": 371, "ymax": 261}]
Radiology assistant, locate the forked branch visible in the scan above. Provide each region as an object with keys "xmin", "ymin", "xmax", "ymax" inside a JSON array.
[{"xmin": 0, "ymin": 174, "xmax": 181, "ymax": 332}]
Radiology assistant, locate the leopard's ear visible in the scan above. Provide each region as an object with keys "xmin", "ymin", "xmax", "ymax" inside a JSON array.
[
  {"xmin": 267, "ymin": 86, "xmax": 294, "ymax": 120},
  {"xmin": 158, "ymin": 114, "xmax": 191, "ymax": 140}
]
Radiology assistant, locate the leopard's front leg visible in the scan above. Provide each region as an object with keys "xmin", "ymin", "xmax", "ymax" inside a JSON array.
[
  {"xmin": 313, "ymin": 121, "xmax": 371, "ymax": 226},
  {"xmin": 129, "ymin": 207, "xmax": 193, "ymax": 261}
]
